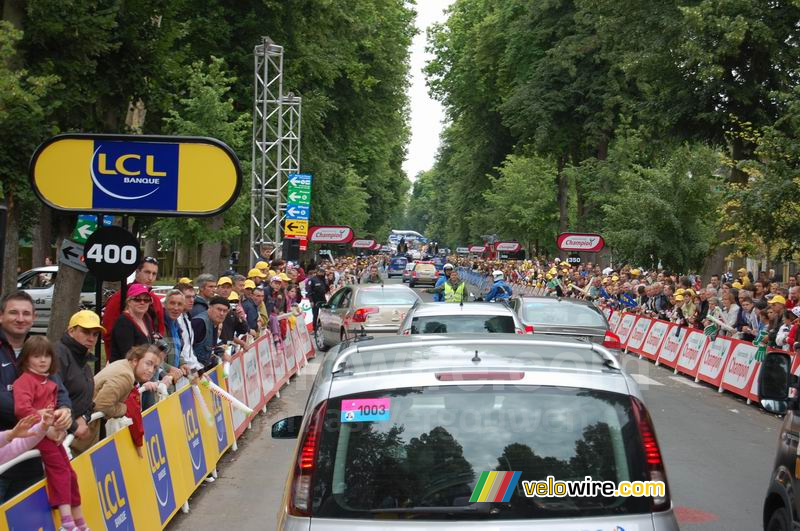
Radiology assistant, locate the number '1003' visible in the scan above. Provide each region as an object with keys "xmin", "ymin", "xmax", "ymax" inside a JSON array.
[{"xmin": 85, "ymin": 244, "xmax": 137, "ymax": 264}]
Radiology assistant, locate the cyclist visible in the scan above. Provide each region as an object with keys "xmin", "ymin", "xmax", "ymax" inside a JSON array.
[{"xmin": 485, "ymin": 270, "xmax": 513, "ymax": 302}]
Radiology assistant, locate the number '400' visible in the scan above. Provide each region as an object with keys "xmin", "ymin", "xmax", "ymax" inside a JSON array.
[{"xmin": 85, "ymin": 244, "xmax": 137, "ymax": 264}]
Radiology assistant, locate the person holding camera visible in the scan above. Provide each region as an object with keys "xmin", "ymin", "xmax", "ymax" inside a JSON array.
[
  {"xmin": 109, "ymin": 283, "xmax": 155, "ymax": 363},
  {"xmin": 215, "ymin": 277, "xmax": 249, "ymax": 345},
  {"xmin": 191, "ymin": 296, "xmax": 234, "ymax": 367}
]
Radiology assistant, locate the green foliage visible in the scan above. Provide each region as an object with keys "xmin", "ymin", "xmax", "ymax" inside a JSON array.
[
  {"xmin": 150, "ymin": 57, "xmax": 250, "ymax": 247},
  {"xmin": 480, "ymin": 154, "xmax": 559, "ymax": 253}
]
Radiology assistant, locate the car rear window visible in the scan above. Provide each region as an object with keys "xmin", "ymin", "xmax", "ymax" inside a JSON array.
[
  {"xmin": 414, "ymin": 264, "xmax": 436, "ymax": 274},
  {"xmin": 391, "ymin": 258, "xmax": 407, "ymax": 267},
  {"xmin": 356, "ymin": 290, "xmax": 419, "ymax": 306},
  {"xmin": 311, "ymin": 386, "xmax": 649, "ymax": 520},
  {"xmin": 410, "ymin": 315, "xmax": 516, "ymax": 334},
  {"xmin": 521, "ymin": 301, "xmax": 606, "ymax": 327}
]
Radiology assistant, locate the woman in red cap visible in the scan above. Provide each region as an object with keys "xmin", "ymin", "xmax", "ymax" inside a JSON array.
[{"xmin": 109, "ymin": 283, "xmax": 155, "ymax": 362}]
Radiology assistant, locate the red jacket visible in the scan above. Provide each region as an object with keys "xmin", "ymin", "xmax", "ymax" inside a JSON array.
[
  {"xmin": 102, "ymin": 286, "xmax": 165, "ymax": 361},
  {"xmin": 124, "ymin": 388, "xmax": 144, "ymax": 448},
  {"xmin": 13, "ymin": 371, "xmax": 57, "ymax": 418}
]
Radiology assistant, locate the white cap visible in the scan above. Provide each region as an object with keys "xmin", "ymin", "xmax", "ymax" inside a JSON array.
[
  {"xmin": 492, "ymin": 270, "xmax": 504, "ymax": 279},
  {"xmin": 443, "ymin": 263, "xmax": 454, "ymax": 270}
]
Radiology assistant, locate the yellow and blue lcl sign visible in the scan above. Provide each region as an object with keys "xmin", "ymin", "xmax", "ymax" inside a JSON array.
[{"xmin": 30, "ymin": 134, "xmax": 242, "ymax": 216}]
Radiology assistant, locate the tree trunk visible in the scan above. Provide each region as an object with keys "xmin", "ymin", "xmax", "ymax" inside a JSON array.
[
  {"xmin": 31, "ymin": 204, "xmax": 53, "ymax": 267},
  {"xmin": 2, "ymin": 190, "xmax": 19, "ymax": 295},
  {"xmin": 47, "ymin": 214, "xmax": 85, "ymax": 342},
  {"xmin": 143, "ymin": 237, "xmax": 158, "ymax": 261},
  {"xmin": 200, "ymin": 215, "xmax": 224, "ymax": 274}
]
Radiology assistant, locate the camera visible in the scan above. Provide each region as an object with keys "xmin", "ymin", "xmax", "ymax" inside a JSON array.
[{"xmin": 152, "ymin": 334, "xmax": 169, "ymax": 353}]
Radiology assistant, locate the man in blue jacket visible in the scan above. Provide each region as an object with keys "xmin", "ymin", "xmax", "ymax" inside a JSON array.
[
  {"xmin": 433, "ymin": 263, "xmax": 454, "ymax": 302},
  {"xmin": 485, "ymin": 270, "xmax": 513, "ymax": 302},
  {"xmin": 0, "ymin": 291, "xmax": 72, "ymax": 501}
]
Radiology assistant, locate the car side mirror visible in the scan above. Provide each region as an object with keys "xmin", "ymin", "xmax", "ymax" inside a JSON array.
[
  {"xmin": 271, "ymin": 415, "xmax": 303, "ymax": 439},
  {"xmin": 759, "ymin": 352, "xmax": 795, "ymax": 413}
]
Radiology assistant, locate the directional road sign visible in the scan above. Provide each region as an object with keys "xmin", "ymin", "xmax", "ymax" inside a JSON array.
[
  {"xmin": 59, "ymin": 239, "xmax": 88, "ymax": 272},
  {"xmin": 285, "ymin": 204, "xmax": 309, "ymax": 220},
  {"xmin": 287, "ymin": 173, "xmax": 312, "ymax": 206},
  {"xmin": 284, "ymin": 219, "xmax": 308, "ymax": 238},
  {"xmin": 71, "ymin": 214, "xmax": 114, "ymax": 244}
]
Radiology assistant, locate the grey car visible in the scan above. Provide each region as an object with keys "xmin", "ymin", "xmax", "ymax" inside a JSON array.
[
  {"xmin": 272, "ymin": 335, "xmax": 678, "ymax": 530},
  {"xmin": 398, "ymin": 302, "xmax": 527, "ymax": 335},
  {"xmin": 315, "ymin": 284, "xmax": 421, "ymax": 350},
  {"xmin": 510, "ymin": 296, "xmax": 622, "ymax": 350}
]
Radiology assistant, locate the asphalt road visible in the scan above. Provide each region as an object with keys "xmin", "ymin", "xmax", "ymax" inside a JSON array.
[{"xmin": 170, "ymin": 276, "xmax": 782, "ymax": 531}]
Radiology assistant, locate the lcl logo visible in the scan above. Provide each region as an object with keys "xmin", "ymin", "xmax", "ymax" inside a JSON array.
[
  {"xmin": 96, "ymin": 152, "xmax": 167, "ymax": 178},
  {"xmin": 97, "ymin": 470, "xmax": 127, "ymax": 520},
  {"xmin": 90, "ymin": 141, "xmax": 178, "ymax": 201}
]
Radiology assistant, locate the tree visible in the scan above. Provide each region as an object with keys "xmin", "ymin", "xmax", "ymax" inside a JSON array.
[{"xmin": 0, "ymin": 20, "xmax": 55, "ymax": 294}]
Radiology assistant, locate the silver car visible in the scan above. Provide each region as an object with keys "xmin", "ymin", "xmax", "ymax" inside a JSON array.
[
  {"xmin": 17, "ymin": 266, "xmax": 97, "ymax": 334},
  {"xmin": 272, "ymin": 335, "xmax": 678, "ymax": 530},
  {"xmin": 398, "ymin": 302, "xmax": 527, "ymax": 335},
  {"xmin": 315, "ymin": 284, "xmax": 421, "ymax": 350},
  {"xmin": 510, "ymin": 296, "xmax": 622, "ymax": 350}
]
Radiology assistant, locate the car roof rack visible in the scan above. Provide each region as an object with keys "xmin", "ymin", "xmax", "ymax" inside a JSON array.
[{"xmin": 331, "ymin": 336, "xmax": 621, "ymax": 375}]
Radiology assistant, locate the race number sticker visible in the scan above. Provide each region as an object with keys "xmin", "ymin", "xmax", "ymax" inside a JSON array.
[{"xmin": 341, "ymin": 398, "xmax": 391, "ymax": 422}]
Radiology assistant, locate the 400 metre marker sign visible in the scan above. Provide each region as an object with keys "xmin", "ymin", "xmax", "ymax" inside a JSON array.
[{"xmin": 83, "ymin": 226, "xmax": 141, "ymax": 279}]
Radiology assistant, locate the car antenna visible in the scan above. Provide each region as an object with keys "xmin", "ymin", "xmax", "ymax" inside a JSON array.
[{"xmin": 472, "ymin": 350, "xmax": 481, "ymax": 363}]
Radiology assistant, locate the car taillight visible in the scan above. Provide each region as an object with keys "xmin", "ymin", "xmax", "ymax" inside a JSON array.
[
  {"xmin": 524, "ymin": 325, "xmax": 534, "ymax": 334},
  {"xmin": 630, "ymin": 397, "xmax": 670, "ymax": 511},
  {"xmin": 352, "ymin": 307, "xmax": 379, "ymax": 322},
  {"xmin": 515, "ymin": 328, "xmax": 524, "ymax": 335},
  {"xmin": 288, "ymin": 401, "xmax": 327, "ymax": 516},
  {"xmin": 412, "ymin": 271, "xmax": 417, "ymax": 278},
  {"xmin": 602, "ymin": 330, "xmax": 622, "ymax": 349}
]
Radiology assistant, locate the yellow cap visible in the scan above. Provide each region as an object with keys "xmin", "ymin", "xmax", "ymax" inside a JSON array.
[
  {"xmin": 611, "ymin": 275, "xmax": 619, "ymax": 282},
  {"xmin": 732, "ymin": 281, "xmax": 743, "ymax": 289},
  {"xmin": 675, "ymin": 294, "xmax": 685, "ymax": 301},
  {"xmin": 68, "ymin": 310, "xmax": 106, "ymax": 333},
  {"xmin": 178, "ymin": 277, "xmax": 192, "ymax": 285},
  {"xmin": 248, "ymin": 268, "xmax": 266, "ymax": 278},
  {"xmin": 280, "ymin": 272, "xmax": 290, "ymax": 281},
  {"xmin": 737, "ymin": 267, "xmax": 747, "ymax": 274},
  {"xmin": 546, "ymin": 274, "xmax": 553, "ymax": 280},
  {"xmin": 631, "ymin": 268, "xmax": 641, "ymax": 277},
  {"xmin": 770, "ymin": 295, "xmax": 787, "ymax": 305},
  {"xmin": 244, "ymin": 279, "xmax": 256, "ymax": 289},
  {"xmin": 255, "ymin": 261, "xmax": 269, "ymax": 270},
  {"xmin": 675, "ymin": 288, "xmax": 685, "ymax": 295},
  {"xmin": 685, "ymin": 288, "xmax": 696, "ymax": 297},
  {"xmin": 217, "ymin": 276, "xmax": 233, "ymax": 286},
  {"xmin": 228, "ymin": 291, "xmax": 240, "ymax": 301},
  {"xmin": 268, "ymin": 270, "xmax": 276, "ymax": 277}
]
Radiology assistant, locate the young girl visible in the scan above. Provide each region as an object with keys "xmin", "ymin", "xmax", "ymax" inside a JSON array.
[{"xmin": 13, "ymin": 337, "xmax": 87, "ymax": 531}]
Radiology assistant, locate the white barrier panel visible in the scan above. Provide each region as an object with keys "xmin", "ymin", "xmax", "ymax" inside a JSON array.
[
  {"xmin": 227, "ymin": 355, "xmax": 249, "ymax": 436},
  {"xmin": 257, "ymin": 336, "xmax": 277, "ymax": 403},
  {"xmin": 720, "ymin": 341, "xmax": 760, "ymax": 398},
  {"xmin": 609, "ymin": 311, "xmax": 622, "ymax": 332},
  {"xmin": 626, "ymin": 317, "xmax": 653, "ymax": 354},
  {"xmin": 696, "ymin": 337, "xmax": 733, "ymax": 387},
  {"xmin": 615, "ymin": 313, "xmax": 638, "ymax": 346},
  {"xmin": 641, "ymin": 320, "xmax": 670, "ymax": 361},
  {"xmin": 656, "ymin": 325, "xmax": 687, "ymax": 368},
  {"xmin": 674, "ymin": 329, "xmax": 708, "ymax": 378}
]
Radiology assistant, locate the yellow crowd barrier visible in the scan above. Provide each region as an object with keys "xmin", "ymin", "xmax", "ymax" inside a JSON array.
[{"xmin": 0, "ymin": 314, "xmax": 316, "ymax": 530}]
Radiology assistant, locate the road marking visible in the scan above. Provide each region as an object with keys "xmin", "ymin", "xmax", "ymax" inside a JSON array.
[
  {"xmin": 669, "ymin": 376, "xmax": 703, "ymax": 388},
  {"xmin": 630, "ymin": 373, "xmax": 663, "ymax": 386}
]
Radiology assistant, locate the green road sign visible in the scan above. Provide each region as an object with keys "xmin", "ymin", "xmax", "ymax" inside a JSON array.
[
  {"xmin": 287, "ymin": 173, "xmax": 312, "ymax": 206},
  {"xmin": 71, "ymin": 217, "xmax": 97, "ymax": 244}
]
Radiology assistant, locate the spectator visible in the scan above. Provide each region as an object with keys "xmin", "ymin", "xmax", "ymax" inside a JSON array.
[
  {"xmin": 0, "ymin": 413, "xmax": 52, "ymax": 465},
  {"xmin": 109, "ymin": 283, "xmax": 155, "ymax": 363},
  {"xmin": 102, "ymin": 257, "xmax": 165, "ymax": 360},
  {"xmin": 247, "ymin": 267, "xmax": 267, "ymax": 287},
  {"xmin": 162, "ymin": 289, "xmax": 192, "ymax": 377},
  {"xmin": 776, "ymin": 310, "xmax": 796, "ymax": 351},
  {"xmin": 173, "ymin": 283, "xmax": 200, "ymax": 371},
  {"xmin": 0, "ymin": 291, "xmax": 72, "ymax": 501},
  {"xmin": 232, "ymin": 274, "xmax": 247, "ymax": 298},
  {"xmin": 216, "ymin": 277, "xmax": 249, "ymax": 343},
  {"xmin": 192, "ymin": 274, "xmax": 218, "ymax": 317},
  {"xmin": 14, "ymin": 336, "xmax": 87, "ymax": 530},
  {"xmin": 242, "ymin": 282, "xmax": 261, "ymax": 333},
  {"xmin": 93, "ymin": 344, "xmax": 162, "ymax": 454},
  {"xmin": 192, "ymin": 296, "xmax": 231, "ymax": 366},
  {"xmin": 722, "ymin": 291, "xmax": 740, "ymax": 336},
  {"xmin": 56, "ymin": 311, "xmax": 104, "ymax": 455}
]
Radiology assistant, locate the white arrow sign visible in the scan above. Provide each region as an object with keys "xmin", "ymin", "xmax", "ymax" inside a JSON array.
[
  {"xmin": 287, "ymin": 207, "xmax": 302, "ymax": 217},
  {"xmin": 77, "ymin": 224, "xmax": 94, "ymax": 240},
  {"xmin": 288, "ymin": 191, "xmax": 307, "ymax": 202},
  {"xmin": 289, "ymin": 175, "xmax": 311, "ymax": 187}
]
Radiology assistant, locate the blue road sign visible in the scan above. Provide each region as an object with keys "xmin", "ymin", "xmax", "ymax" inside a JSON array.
[{"xmin": 285, "ymin": 204, "xmax": 310, "ymax": 220}]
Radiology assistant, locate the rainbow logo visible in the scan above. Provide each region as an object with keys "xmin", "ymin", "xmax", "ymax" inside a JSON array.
[{"xmin": 469, "ymin": 471, "xmax": 522, "ymax": 503}]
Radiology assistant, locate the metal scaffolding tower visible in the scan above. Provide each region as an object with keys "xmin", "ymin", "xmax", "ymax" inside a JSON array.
[
  {"xmin": 250, "ymin": 37, "xmax": 284, "ymax": 264},
  {"xmin": 281, "ymin": 93, "xmax": 302, "ymax": 189}
]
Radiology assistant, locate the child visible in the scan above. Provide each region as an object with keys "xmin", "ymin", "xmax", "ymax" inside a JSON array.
[
  {"xmin": 0, "ymin": 411, "xmax": 53, "ymax": 464},
  {"xmin": 13, "ymin": 337, "xmax": 88, "ymax": 531}
]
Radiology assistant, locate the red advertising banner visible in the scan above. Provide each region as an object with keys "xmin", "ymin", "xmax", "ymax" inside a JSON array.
[
  {"xmin": 640, "ymin": 320, "xmax": 670, "ymax": 361},
  {"xmin": 674, "ymin": 329, "xmax": 709, "ymax": 378},
  {"xmin": 626, "ymin": 317, "xmax": 654, "ymax": 355},
  {"xmin": 556, "ymin": 233, "xmax": 605, "ymax": 252},
  {"xmin": 656, "ymin": 325, "xmax": 688, "ymax": 369}
]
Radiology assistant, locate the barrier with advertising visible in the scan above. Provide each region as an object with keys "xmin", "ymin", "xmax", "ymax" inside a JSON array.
[
  {"xmin": 640, "ymin": 319, "xmax": 670, "ymax": 361},
  {"xmin": 0, "ymin": 313, "xmax": 317, "ymax": 530},
  {"xmin": 655, "ymin": 324, "xmax": 687, "ymax": 369},
  {"xmin": 674, "ymin": 329, "xmax": 709, "ymax": 378},
  {"xmin": 615, "ymin": 313, "xmax": 638, "ymax": 347},
  {"xmin": 625, "ymin": 316, "xmax": 653, "ymax": 355},
  {"xmin": 695, "ymin": 337, "xmax": 733, "ymax": 387}
]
